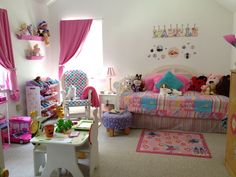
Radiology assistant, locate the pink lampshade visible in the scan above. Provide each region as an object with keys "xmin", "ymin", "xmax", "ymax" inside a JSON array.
[
  {"xmin": 107, "ymin": 67, "xmax": 116, "ymax": 77},
  {"xmin": 224, "ymin": 34, "xmax": 236, "ymax": 47}
]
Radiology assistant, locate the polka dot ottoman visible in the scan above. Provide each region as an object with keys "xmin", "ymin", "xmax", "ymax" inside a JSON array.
[{"xmin": 102, "ymin": 111, "xmax": 132, "ymax": 137}]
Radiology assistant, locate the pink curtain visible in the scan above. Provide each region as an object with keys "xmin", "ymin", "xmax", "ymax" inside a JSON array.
[
  {"xmin": 0, "ymin": 9, "xmax": 19, "ymax": 101},
  {"xmin": 58, "ymin": 19, "xmax": 92, "ymax": 78}
]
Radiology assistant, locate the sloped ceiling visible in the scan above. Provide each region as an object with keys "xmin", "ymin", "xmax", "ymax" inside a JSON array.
[
  {"xmin": 215, "ymin": 0, "xmax": 236, "ymax": 12},
  {"xmin": 34, "ymin": 0, "xmax": 56, "ymax": 6},
  {"xmin": 34, "ymin": 0, "xmax": 236, "ymax": 11}
]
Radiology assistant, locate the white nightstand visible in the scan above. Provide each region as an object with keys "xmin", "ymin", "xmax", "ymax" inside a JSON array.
[{"xmin": 99, "ymin": 93, "xmax": 119, "ymax": 118}]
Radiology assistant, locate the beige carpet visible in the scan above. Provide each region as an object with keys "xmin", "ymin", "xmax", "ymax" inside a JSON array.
[{"xmin": 3, "ymin": 125, "xmax": 230, "ymax": 177}]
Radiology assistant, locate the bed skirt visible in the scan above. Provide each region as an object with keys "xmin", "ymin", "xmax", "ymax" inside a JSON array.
[{"xmin": 131, "ymin": 113, "xmax": 226, "ymax": 133}]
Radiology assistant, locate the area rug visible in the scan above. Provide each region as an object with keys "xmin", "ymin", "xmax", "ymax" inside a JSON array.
[{"xmin": 136, "ymin": 130, "xmax": 212, "ymax": 158}]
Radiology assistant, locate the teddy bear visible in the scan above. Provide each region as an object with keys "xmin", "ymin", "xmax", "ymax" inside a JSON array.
[
  {"xmin": 188, "ymin": 75, "xmax": 207, "ymax": 92},
  {"xmin": 37, "ymin": 21, "xmax": 50, "ymax": 46},
  {"xmin": 119, "ymin": 76, "xmax": 133, "ymax": 94},
  {"xmin": 201, "ymin": 74, "xmax": 221, "ymax": 95},
  {"xmin": 131, "ymin": 74, "xmax": 145, "ymax": 92}
]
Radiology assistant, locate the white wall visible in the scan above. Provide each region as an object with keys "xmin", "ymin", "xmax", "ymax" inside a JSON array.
[
  {"xmin": 231, "ymin": 12, "xmax": 236, "ymax": 69},
  {"xmin": 48, "ymin": 0, "xmax": 233, "ymax": 83},
  {"xmin": 0, "ymin": 0, "xmax": 49, "ymax": 115},
  {"xmin": 0, "ymin": 0, "xmax": 234, "ymax": 114}
]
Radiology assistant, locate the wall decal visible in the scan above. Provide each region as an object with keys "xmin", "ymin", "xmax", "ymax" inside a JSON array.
[
  {"xmin": 153, "ymin": 24, "xmax": 198, "ymax": 38},
  {"xmin": 147, "ymin": 42, "xmax": 197, "ymax": 60}
]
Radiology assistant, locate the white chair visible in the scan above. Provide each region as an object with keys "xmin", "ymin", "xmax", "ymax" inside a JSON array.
[
  {"xmin": 61, "ymin": 70, "xmax": 92, "ymax": 119},
  {"xmin": 33, "ymin": 144, "xmax": 47, "ymax": 177},
  {"xmin": 76, "ymin": 108, "xmax": 99, "ymax": 177}
]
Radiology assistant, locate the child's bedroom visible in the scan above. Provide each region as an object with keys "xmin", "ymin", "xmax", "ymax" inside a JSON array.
[{"xmin": 0, "ymin": 0, "xmax": 236, "ymax": 177}]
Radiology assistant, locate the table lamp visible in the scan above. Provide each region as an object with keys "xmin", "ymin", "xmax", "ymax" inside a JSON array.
[
  {"xmin": 107, "ymin": 67, "xmax": 116, "ymax": 93},
  {"xmin": 224, "ymin": 34, "xmax": 236, "ymax": 47}
]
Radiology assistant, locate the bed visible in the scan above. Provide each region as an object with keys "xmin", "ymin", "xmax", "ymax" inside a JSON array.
[{"xmin": 119, "ymin": 65, "xmax": 229, "ymax": 133}]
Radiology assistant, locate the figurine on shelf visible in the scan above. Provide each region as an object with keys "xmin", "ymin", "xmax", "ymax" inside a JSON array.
[
  {"xmin": 37, "ymin": 21, "xmax": 50, "ymax": 46},
  {"xmin": 16, "ymin": 23, "xmax": 29, "ymax": 37},
  {"xmin": 32, "ymin": 44, "xmax": 41, "ymax": 56}
]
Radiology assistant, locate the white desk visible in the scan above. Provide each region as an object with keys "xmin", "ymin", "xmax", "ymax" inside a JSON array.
[{"xmin": 30, "ymin": 131, "xmax": 89, "ymax": 177}]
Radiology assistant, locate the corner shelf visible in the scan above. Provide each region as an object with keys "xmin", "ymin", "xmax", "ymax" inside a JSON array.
[
  {"xmin": 26, "ymin": 56, "xmax": 44, "ymax": 60},
  {"xmin": 16, "ymin": 34, "xmax": 43, "ymax": 41}
]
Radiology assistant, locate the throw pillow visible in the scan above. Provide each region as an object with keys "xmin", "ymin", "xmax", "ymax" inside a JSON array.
[{"xmin": 155, "ymin": 71, "xmax": 183, "ymax": 90}]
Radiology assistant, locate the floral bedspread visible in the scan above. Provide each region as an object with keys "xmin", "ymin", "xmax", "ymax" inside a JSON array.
[{"xmin": 119, "ymin": 91, "xmax": 228, "ymax": 120}]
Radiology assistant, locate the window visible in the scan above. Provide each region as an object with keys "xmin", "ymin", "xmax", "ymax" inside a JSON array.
[
  {"xmin": 0, "ymin": 65, "xmax": 7, "ymax": 89},
  {"xmin": 65, "ymin": 19, "xmax": 103, "ymax": 78}
]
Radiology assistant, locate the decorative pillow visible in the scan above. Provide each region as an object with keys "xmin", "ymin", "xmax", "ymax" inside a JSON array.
[
  {"xmin": 152, "ymin": 74, "xmax": 164, "ymax": 93},
  {"xmin": 144, "ymin": 73, "xmax": 163, "ymax": 91},
  {"xmin": 176, "ymin": 74, "xmax": 191, "ymax": 92},
  {"xmin": 155, "ymin": 71, "xmax": 183, "ymax": 90}
]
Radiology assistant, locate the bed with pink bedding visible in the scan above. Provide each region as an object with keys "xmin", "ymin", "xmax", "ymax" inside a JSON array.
[{"xmin": 119, "ymin": 65, "xmax": 229, "ymax": 133}]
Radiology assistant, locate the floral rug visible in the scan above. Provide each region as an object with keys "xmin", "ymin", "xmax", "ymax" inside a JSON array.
[{"xmin": 136, "ymin": 130, "xmax": 211, "ymax": 158}]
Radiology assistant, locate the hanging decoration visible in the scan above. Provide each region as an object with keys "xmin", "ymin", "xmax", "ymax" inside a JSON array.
[
  {"xmin": 153, "ymin": 24, "xmax": 198, "ymax": 38},
  {"xmin": 147, "ymin": 42, "xmax": 197, "ymax": 60}
]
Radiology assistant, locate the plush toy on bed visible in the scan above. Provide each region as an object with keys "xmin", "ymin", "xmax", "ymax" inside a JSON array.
[
  {"xmin": 201, "ymin": 74, "xmax": 221, "ymax": 95},
  {"xmin": 131, "ymin": 74, "xmax": 145, "ymax": 92},
  {"xmin": 188, "ymin": 75, "xmax": 207, "ymax": 92},
  {"xmin": 159, "ymin": 83, "xmax": 182, "ymax": 96},
  {"xmin": 120, "ymin": 76, "xmax": 133, "ymax": 93},
  {"xmin": 159, "ymin": 83, "xmax": 171, "ymax": 95}
]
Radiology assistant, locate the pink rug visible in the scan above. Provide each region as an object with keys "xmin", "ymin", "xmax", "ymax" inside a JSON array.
[{"xmin": 136, "ymin": 130, "xmax": 211, "ymax": 158}]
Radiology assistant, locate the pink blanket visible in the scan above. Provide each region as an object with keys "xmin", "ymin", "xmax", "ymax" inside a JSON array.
[{"xmin": 81, "ymin": 86, "xmax": 100, "ymax": 107}]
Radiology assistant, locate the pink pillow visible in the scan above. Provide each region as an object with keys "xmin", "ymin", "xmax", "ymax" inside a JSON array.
[
  {"xmin": 144, "ymin": 73, "xmax": 163, "ymax": 91},
  {"xmin": 152, "ymin": 73, "xmax": 191, "ymax": 93},
  {"xmin": 176, "ymin": 74, "xmax": 191, "ymax": 92}
]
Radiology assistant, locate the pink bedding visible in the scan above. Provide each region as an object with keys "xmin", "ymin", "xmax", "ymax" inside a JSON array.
[{"xmin": 119, "ymin": 91, "xmax": 228, "ymax": 120}]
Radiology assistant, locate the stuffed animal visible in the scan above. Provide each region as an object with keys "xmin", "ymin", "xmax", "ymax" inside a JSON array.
[
  {"xmin": 37, "ymin": 21, "xmax": 50, "ymax": 46},
  {"xmin": 56, "ymin": 104, "xmax": 64, "ymax": 119},
  {"xmin": 66, "ymin": 85, "xmax": 77, "ymax": 100},
  {"xmin": 131, "ymin": 74, "xmax": 145, "ymax": 92},
  {"xmin": 201, "ymin": 74, "xmax": 221, "ymax": 95},
  {"xmin": 159, "ymin": 83, "xmax": 171, "ymax": 95},
  {"xmin": 216, "ymin": 75, "xmax": 230, "ymax": 97},
  {"xmin": 188, "ymin": 75, "xmax": 207, "ymax": 92},
  {"xmin": 120, "ymin": 76, "xmax": 133, "ymax": 94},
  {"xmin": 159, "ymin": 83, "xmax": 182, "ymax": 96}
]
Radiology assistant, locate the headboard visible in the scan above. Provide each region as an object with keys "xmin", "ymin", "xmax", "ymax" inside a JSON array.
[{"xmin": 146, "ymin": 65, "xmax": 201, "ymax": 78}]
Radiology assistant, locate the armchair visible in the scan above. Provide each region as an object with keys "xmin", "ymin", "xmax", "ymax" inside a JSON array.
[{"xmin": 61, "ymin": 70, "xmax": 92, "ymax": 119}]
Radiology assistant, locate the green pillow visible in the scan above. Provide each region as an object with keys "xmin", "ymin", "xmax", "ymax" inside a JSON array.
[{"xmin": 155, "ymin": 71, "xmax": 183, "ymax": 90}]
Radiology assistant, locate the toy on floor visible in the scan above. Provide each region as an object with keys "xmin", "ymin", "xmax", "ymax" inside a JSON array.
[
  {"xmin": 2, "ymin": 116, "xmax": 32, "ymax": 144},
  {"xmin": 0, "ymin": 168, "xmax": 9, "ymax": 177}
]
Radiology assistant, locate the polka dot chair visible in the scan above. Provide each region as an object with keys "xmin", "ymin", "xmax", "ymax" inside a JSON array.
[{"xmin": 61, "ymin": 70, "xmax": 91, "ymax": 118}]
